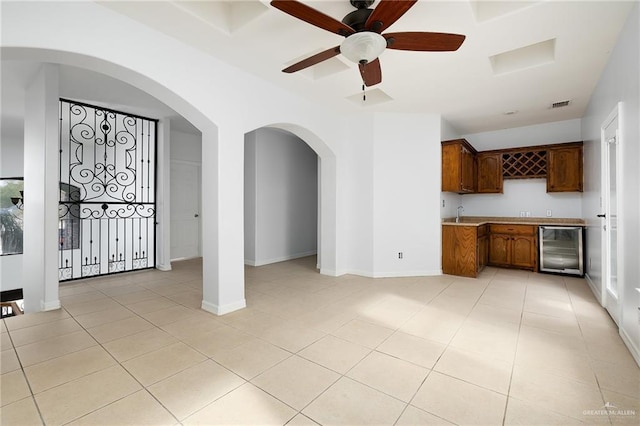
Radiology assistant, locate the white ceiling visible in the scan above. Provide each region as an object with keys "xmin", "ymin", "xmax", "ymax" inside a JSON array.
[
  {"xmin": 95, "ymin": 0, "xmax": 636, "ymax": 134},
  {"xmin": 1, "ymin": 1, "xmax": 635, "ymax": 138}
]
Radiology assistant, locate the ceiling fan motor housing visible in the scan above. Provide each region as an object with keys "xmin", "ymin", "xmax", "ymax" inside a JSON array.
[
  {"xmin": 342, "ymin": 8, "xmax": 374, "ymax": 32},
  {"xmin": 350, "ymin": 0, "xmax": 374, "ymax": 9}
]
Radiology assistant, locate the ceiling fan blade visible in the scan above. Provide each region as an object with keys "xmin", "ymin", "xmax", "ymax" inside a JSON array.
[
  {"xmin": 359, "ymin": 58, "xmax": 382, "ymax": 87},
  {"xmin": 384, "ymin": 32, "xmax": 466, "ymax": 51},
  {"xmin": 365, "ymin": 0, "xmax": 418, "ymax": 33},
  {"xmin": 282, "ymin": 46, "xmax": 341, "ymax": 73},
  {"xmin": 271, "ymin": 1, "xmax": 355, "ymax": 36}
]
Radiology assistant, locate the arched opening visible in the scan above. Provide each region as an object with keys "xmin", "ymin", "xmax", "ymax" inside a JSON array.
[
  {"xmin": 244, "ymin": 128, "xmax": 320, "ymax": 282},
  {"xmin": 1, "ymin": 48, "xmax": 217, "ymax": 312},
  {"xmin": 263, "ymin": 123, "xmax": 337, "ymax": 277}
]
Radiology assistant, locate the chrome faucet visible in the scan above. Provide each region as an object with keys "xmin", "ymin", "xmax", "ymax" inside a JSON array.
[{"xmin": 456, "ymin": 205, "xmax": 464, "ymax": 223}]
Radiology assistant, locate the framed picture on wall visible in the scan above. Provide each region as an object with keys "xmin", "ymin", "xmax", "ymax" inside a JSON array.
[{"xmin": 0, "ymin": 178, "xmax": 24, "ymax": 256}]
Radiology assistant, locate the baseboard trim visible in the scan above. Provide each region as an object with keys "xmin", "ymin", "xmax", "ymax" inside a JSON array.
[
  {"xmin": 319, "ymin": 268, "xmax": 343, "ymax": 277},
  {"xmin": 201, "ymin": 299, "xmax": 246, "ymax": 316},
  {"xmin": 340, "ymin": 269, "xmax": 374, "ymax": 278},
  {"xmin": 619, "ymin": 326, "xmax": 640, "ymax": 368},
  {"xmin": 584, "ymin": 273, "xmax": 603, "ymax": 305},
  {"xmin": 156, "ymin": 264, "xmax": 172, "ymax": 272},
  {"xmin": 372, "ymin": 269, "xmax": 443, "ymax": 278},
  {"xmin": 245, "ymin": 250, "xmax": 317, "ymax": 267},
  {"xmin": 339, "ymin": 269, "xmax": 443, "ymax": 278},
  {"xmin": 41, "ymin": 300, "xmax": 61, "ymax": 311},
  {"xmin": 171, "ymin": 256, "xmax": 202, "ymax": 263}
]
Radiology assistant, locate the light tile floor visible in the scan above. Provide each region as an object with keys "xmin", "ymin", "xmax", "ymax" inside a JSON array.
[{"xmin": 1, "ymin": 257, "xmax": 638, "ymax": 425}]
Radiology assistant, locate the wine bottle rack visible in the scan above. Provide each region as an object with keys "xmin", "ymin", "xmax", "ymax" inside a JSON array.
[{"xmin": 502, "ymin": 150, "xmax": 547, "ymax": 179}]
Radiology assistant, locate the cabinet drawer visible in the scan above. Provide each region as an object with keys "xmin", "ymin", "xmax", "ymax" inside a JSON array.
[
  {"xmin": 489, "ymin": 224, "xmax": 536, "ymax": 235},
  {"xmin": 477, "ymin": 224, "xmax": 489, "ymax": 237}
]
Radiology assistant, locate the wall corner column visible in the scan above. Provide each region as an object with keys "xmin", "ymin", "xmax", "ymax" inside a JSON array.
[
  {"xmin": 155, "ymin": 119, "xmax": 171, "ymax": 271},
  {"xmin": 23, "ymin": 63, "xmax": 60, "ymax": 313},
  {"xmin": 200, "ymin": 123, "xmax": 246, "ymax": 315}
]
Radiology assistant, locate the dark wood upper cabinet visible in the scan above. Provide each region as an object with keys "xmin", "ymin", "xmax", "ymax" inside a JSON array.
[
  {"xmin": 547, "ymin": 144, "xmax": 583, "ymax": 192},
  {"xmin": 442, "ymin": 139, "xmax": 476, "ymax": 193},
  {"xmin": 476, "ymin": 153, "xmax": 503, "ymax": 193},
  {"xmin": 442, "ymin": 140, "xmax": 583, "ymax": 194}
]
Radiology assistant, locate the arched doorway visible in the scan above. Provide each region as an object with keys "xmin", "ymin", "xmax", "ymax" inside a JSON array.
[
  {"xmin": 244, "ymin": 128, "xmax": 319, "ymax": 269},
  {"xmin": 1, "ymin": 48, "xmax": 221, "ymax": 313}
]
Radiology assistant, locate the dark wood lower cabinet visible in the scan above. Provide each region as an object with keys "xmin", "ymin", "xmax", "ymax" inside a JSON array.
[
  {"xmin": 443, "ymin": 223, "xmax": 538, "ymax": 277},
  {"xmin": 478, "ymin": 224, "xmax": 489, "ymax": 270},
  {"xmin": 488, "ymin": 233, "xmax": 511, "ymax": 266},
  {"xmin": 442, "ymin": 225, "xmax": 488, "ymax": 278},
  {"xmin": 511, "ymin": 235, "xmax": 537, "ymax": 269},
  {"xmin": 488, "ymin": 225, "xmax": 537, "ymax": 271}
]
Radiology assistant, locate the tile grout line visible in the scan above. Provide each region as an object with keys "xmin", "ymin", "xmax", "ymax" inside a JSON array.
[
  {"xmin": 500, "ymin": 272, "xmax": 529, "ymax": 426},
  {"xmin": 563, "ymin": 276, "xmax": 614, "ymax": 426}
]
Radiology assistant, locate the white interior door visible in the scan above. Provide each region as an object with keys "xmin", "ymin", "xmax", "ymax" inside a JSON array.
[
  {"xmin": 601, "ymin": 105, "xmax": 622, "ymax": 325},
  {"xmin": 170, "ymin": 161, "xmax": 201, "ymax": 261}
]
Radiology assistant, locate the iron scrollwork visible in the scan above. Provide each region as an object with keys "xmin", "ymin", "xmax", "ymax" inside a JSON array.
[{"xmin": 59, "ymin": 99, "xmax": 157, "ymax": 281}]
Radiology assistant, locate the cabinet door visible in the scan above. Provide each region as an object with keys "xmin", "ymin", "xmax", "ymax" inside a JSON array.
[
  {"xmin": 547, "ymin": 146, "xmax": 583, "ymax": 192},
  {"xmin": 442, "ymin": 225, "xmax": 479, "ymax": 277},
  {"xmin": 477, "ymin": 153, "xmax": 503, "ymax": 193},
  {"xmin": 511, "ymin": 235, "xmax": 536, "ymax": 268},
  {"xmin": 441, "ymin": 143, "xmax": 462, "ymax": 192},
  {"xmin": 461, "ymin": 145, "xmax": 476, "ymax": 192},
  {"xmin": 489, "ymin": 234, "xmax": 511, "ymax": 266},
  {"xmin": 478, "ymin": 235, "xmax": 488, "ymax": 270}
]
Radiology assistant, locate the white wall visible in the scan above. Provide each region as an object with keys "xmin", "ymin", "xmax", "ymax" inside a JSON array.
[
  {"xmin": 244, "ymin": 128, "xmax": 318, "ymax": 266},
  {"xmin": 464, "ymin": 119, "xmax": 582, "ymax": 151},
  {"xmin": 459, "ymin": 179, "xmax": 582, "ymax": 218},
  {"xmin": 0, "ymin": 115, "xmax": 24, "ymax": 292},
  {"xmin": 440, "ymin": 118, "xmax": 463, "ymax": 218},
  {"xmin": 170, "ymin": 129, "xmax": 202, "ymax": 163},
  {"xmin": 341, "ymin": 114, "xmax": 375, "ymax": 276},
  {"xmin": 581, "ymin": 3, "xmax": 639, "ymax": 363},
  {"xmin": 459, "ymin": 119, "xmax": 583, "ymax": 218},
  {"xmin": 372, "ymin": 113, "xmax": 442, "ymax": 277},
  {"xmin": 244, "ymin": 131, "xmax": 257, "ymax": 265}
]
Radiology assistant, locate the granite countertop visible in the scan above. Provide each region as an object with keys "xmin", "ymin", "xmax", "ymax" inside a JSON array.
[{"xmin": 442, "ymin": 216, "xmax": 586, "ymax": 227}]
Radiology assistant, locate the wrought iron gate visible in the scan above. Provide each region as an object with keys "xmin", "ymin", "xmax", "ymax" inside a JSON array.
[{"xmin": 58, "ymin": 99, "xmax": 157, "ymax": 281}]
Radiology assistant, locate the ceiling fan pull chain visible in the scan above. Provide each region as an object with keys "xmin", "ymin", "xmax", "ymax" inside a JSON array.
[{"xmin": 362, "ymin": 84, "xmax": 366, "ymax": 101}]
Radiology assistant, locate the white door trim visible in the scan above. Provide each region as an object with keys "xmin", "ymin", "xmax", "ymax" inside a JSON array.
[{"xmin": 600, "ymin": 102, "xmax": 624, "ymax": 325}]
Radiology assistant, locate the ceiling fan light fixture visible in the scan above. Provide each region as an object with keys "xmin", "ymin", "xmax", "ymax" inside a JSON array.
[{"xmin": 340, "ymin": 31, "xmax": 387, "ymax": 64}]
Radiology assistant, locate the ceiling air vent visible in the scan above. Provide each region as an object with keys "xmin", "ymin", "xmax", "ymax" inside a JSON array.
[{"xmin": 551, "ymin": 100, "xmax": 571, "ymax": 109}]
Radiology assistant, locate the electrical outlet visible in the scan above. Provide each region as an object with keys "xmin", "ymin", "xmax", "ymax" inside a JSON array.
[
  {"xmin": 546, "ymin": 209, "xmax": 552, "ymax": 217},
  {"xmin": 520, "ymin": 211, "xmax": 525, "ymax": 217},
  {"xmin": 526, "ymin": 211, "xmax": 531, "ymax": 217},
  {"xmin": 398, "ymin": 252, "xmax": 403, "ymax": 259}
]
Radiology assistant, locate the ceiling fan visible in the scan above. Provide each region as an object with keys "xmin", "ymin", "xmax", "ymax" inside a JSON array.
[{"xmin": 271, "ymin": 0, "xmax": 466, "ymax": 87}]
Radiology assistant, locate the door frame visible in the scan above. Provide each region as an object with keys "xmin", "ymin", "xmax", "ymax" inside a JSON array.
[{"xmin": 600, "ymin": 102, "xmax": 624, "ymax": 325}]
